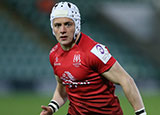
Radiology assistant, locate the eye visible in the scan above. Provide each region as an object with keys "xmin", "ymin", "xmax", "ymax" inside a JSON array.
[
  {"xmin": 54, "ymin": 23, "xmax": 61, "ymax": 28},
  {"xmin": 65, "ymin": 22, "xmax": 73, "ymax": 27}
]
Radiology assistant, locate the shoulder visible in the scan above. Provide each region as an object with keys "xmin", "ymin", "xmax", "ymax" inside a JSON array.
[
  {"xmin": 81, "ymin": 34, "xmax": 113, "ymax": 64},
  {"xmin": 49, "ymin": 43, "xmax": 59, "ymax": 55},
  {"xmin": 81, "ymin": 33, "xmax": 111, "ymax": 54},
  {"xmin": 79, "ymin": 33, "xmax": 97, "ymax": 52},
  {"xmin": 80, "ymin": 33, "xmax": 110, "ymax": 55},
  {"xmin": 49, "ymin": 43, "xmax": 60, "ymax": 63}
]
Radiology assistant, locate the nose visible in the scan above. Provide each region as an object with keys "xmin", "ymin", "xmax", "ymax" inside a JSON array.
[{"xmin": 60, "ymin": 25, "xmax": 66, "ymax": 34}]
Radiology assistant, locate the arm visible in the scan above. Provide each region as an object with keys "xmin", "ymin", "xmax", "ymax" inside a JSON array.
[
  {"xmin": 52, "ymin": 75, "xmax": 68, "ymax": 106},
  {"xmin": 40, "ymin": 75, "xmax": 68, "ymax": 115},
  {"xmin": 101, "ymin": 61, "xmax": 145, "ymax": 113}
]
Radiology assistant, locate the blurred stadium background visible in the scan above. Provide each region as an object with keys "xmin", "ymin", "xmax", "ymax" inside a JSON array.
[{"xmin": 0, "ymin": 0, "xmax": 160, "ymax": 114}]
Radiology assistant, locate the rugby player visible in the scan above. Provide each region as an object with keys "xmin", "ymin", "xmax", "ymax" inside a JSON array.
[{"xmin": 40, "ymin": 1, "xmax": 146, "ymax": 115}]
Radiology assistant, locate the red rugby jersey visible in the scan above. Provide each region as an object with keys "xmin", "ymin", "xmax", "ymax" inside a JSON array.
[{"xmin": 49, "ymin": 33, "xmax": 123, "ymax": 115}]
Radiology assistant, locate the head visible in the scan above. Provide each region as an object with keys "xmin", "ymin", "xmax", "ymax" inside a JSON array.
[
  {"xmin": 52, "ymin": 17, "xmax": 76, "ymax": 48},
  {"xmin": 50, "ymin": 2, "xmax": 81, "ymax": 40}
]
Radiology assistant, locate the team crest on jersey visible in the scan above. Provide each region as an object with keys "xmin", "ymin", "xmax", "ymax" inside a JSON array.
[
  {"xmin": 91, "ymin": 44, "xmax": 111, "ymax": 64},
  {"xmin": 73, "ymin": 53, "xmax": 81, "ymax": 67}
]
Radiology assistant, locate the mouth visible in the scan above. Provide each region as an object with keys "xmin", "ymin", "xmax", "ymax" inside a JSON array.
[{"xmin": 60, "ymin": 36, "xmax": 68, "ymax": 40}]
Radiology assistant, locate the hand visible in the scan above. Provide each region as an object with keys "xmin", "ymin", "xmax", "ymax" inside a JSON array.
[{"xmin": 40, "ymin": 105, "xmax": 53, "ymax": 115}]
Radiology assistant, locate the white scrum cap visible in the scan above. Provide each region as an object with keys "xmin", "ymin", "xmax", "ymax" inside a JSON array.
[{"xmin": 50, "ymin": 2, "xmax": 81, "ymax": 39}]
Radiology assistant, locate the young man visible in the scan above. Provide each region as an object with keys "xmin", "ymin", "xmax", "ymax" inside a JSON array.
[{"xmin": 40, "ymin": 2, "xmax": 146, "ymax": 115}]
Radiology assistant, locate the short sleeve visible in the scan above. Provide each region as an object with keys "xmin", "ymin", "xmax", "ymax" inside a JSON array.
[{"xmin": 89, "ymin": 43, "xmax": 116, "ymax": 74}]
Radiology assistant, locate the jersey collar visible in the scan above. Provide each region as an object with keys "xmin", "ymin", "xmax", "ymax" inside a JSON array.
[{"xmin": 76, "ymin": 32, "xmax": 82, "ymax": 45}]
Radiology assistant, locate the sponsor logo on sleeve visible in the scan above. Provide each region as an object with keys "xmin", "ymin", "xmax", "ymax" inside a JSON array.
[{"xmin": 91, "ymin": 44, "xmax": 111, "ymax": 64}]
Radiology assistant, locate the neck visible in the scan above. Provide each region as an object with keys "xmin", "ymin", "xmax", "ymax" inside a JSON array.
[{"xmin": 61, "ymin": 33, "xmax": 81, "ymax": 51}]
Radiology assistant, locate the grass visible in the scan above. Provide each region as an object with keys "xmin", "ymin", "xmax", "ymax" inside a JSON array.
[
  {"xmin": 0, "ymin": 92, "xmax": 159, "ymax": 115},
  {"xmin": 118, "ymin": 94, "xmax": 160, "ymax": 115}
]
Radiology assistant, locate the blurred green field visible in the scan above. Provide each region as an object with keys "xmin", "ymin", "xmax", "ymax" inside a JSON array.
[{"xmin": 0, "ymin": 92, "xmax": 159, "ymax": 115}]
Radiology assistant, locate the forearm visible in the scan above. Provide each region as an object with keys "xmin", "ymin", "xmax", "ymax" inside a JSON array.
[
  {"xmin": 51, "ymin": 83, "xmax": 68, "ymax": 107},
  {"xmin": 47, "ymin": 83, "xmax": 68, "ymax": 113},
  {"xmin": 121, "ymin": 77, "xmax": 144, "ymax": 111},
  {"xmin": 41, "ymin": 76, "xmax": 67, "ymax": 114},
  {"xmin": 102, "ymin": 61, "xmax": 146, "ymax": 114}
]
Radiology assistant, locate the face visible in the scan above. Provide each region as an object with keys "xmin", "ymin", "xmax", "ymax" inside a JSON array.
[{"xmin": 52, "ymin": 17, "xmax": 75, "ymax": 49}]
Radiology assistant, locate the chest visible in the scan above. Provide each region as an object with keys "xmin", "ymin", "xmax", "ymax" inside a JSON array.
[{"xmin": 53, "ymin": 50, "xmax": 94, "ymax": 82}]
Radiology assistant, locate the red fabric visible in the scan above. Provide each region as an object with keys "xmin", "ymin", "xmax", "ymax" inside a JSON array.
[
  {"xmin": 49, "ymin": 33, "xmax": 123, "ymax": 115},
  {"xmin": 36, "ymin": 0, "xmax": 56, "ymax": 13}
]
